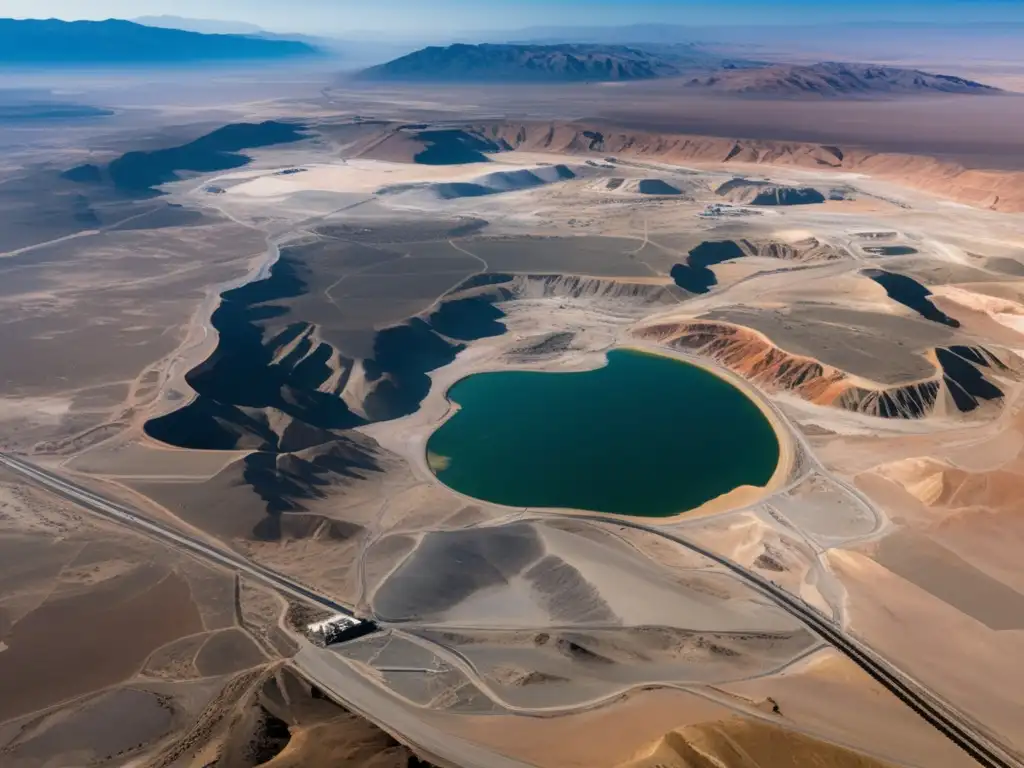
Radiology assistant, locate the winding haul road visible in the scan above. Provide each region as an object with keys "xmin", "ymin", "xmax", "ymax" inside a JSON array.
[
  {"xmin": 2, "ymin": 451, "xmax": 1021, "ymax": 768},
  {"xmin": 570, "ymin": 514, "xmax": 1022, "ymax": 768}
]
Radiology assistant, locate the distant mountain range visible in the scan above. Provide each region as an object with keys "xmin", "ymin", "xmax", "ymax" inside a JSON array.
[
  {"xmin": 357, "ymin": 43, "xmax": 1003, "ymax": 95},
  {"xmin": 133, "ymin": 15, "xmax": 342, "ymax": 53},
  {"xmin": 0, "ymin": 102, "xmax": 113, "ymax": 122},
  {"xmin": 357, "ymin": 43, "xmax": 748, "ymax": 83},
  {"xmin": 497, "ymin": 24, "xmax": 726, "ymax": 46},
  {"xmin": 683, "ymin": 62, "xmax": 1002, "ymax": 96},
  {"xmin": 133, "ymin": 15, "xmax": 265, "ymax": 35},
  {"xmin": 0, "ymin": 18, "xmax": 319, "ymax": 65}
]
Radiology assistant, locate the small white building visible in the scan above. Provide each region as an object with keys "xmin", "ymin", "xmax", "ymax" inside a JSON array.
[{"xmin": 306, "ymin": 613, "xmax": 375, "ymax": 646}]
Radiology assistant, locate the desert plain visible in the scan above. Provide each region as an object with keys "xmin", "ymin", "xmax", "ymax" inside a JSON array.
[{"xmin": 2, "ymin": 72, "xmax": 1024, "ymax": 768}]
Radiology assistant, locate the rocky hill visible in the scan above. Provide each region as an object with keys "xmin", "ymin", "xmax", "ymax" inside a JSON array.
[
  {"xmin": 683, "ymin": 61, "xmax": 1001, "ymax": 96},
  {"xmin": 358, "ymin": 44, "xmax": 1000, "ymax": 95},
  {"xmin": 357, "ymin": 43, "xmax": 684, "ymax": 82}
]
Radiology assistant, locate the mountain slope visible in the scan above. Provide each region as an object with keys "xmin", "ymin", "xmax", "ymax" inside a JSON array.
[
  {"xmin": 357, "ymin": 43, "xmax": 683, "ymax": 83},
  {"xmin": 684, "ymin": 61, "xmax": 1001, "ymax": 96},
  {"xmin": 0, "ymin": 18, "xmax": 318, "ymax": 65}
]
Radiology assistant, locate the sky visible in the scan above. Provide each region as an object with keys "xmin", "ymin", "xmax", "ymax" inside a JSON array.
[{"xmin": 5, "ymin": 0, "xmax": 1024, "ymax": 36}]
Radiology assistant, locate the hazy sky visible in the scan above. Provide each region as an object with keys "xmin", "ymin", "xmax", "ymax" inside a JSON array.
[{"xmin": 6, "ymin": 0, "xmax": 1024, "ymax": 35}]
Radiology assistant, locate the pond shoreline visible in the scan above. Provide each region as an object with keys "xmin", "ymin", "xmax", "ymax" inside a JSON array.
[{"xmin": 424, "ymin": 346, "xmax": 787, "ymax": 519}]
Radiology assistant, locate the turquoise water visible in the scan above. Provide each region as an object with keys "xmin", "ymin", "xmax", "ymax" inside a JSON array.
[{"xmin": 427, "ymin": 349, "xmax": 780, "ymax": 517}]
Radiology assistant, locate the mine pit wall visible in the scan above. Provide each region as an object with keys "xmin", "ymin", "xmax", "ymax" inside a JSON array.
[
  {"xmin": 634, "ymin": 320, "xmax": 1018, "ymax": 421},
  {"xmin": 738, "ymin": 238, "xmax": 849, "ymax": 263},
  {"xmin": 506, "ymin": 273, "xmax": 684, "ymax": 308},
  {"xmin": 466, "ymin": 120, "xmax": 1024, "ymax": 213}
]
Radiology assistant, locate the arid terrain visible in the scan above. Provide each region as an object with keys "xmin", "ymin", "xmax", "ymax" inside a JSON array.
[{"xmin": 3, "ymin": 65, "xmax": 1024, "ymax": 768}]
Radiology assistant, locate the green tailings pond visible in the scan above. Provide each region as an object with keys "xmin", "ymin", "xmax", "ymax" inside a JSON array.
[{"xmin": 427, "ymin": 349, "xmax": 780, "ymax": 517}]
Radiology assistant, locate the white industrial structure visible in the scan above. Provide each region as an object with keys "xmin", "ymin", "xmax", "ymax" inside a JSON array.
[{"xmin": 306, "ymin": 613, "xmax": 377, "ymax": 646}]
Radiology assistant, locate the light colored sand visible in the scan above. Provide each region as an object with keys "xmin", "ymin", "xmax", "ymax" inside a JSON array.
[
  {"xmin": 937, "ymin": 291, "xmax": 1024, "ymax": 346},
  {"xmin": 676, "ymin": 509, "xmax": 836, "ymax": 617},
  {"xmin": 227, "ymin": 160, "xmax": 494, "ymax": 198},
  {"xmin": 448, "ymin": 688, "xmax": 734, "ymax": 768},
  {"xmin": 65, "ymin": 439, "xmax": 248, "ymax": 479},
  {"xmin": 223, "ymin": 155, "xmax": 584, "ymax": 200},
  {"xmin": 0, "ymin": 396, "xmax": 71, "ymax": 423},
  {"xmin": 718, "ymin": 648, "xmax": 977, "ymax": 767},
  {"xmin": 829, "ymin": 548, "xmax": 1024, "ymax": 753},
  {"xmin": 622, "ymin": 718, "xmax": 897, "ymax": 768}
]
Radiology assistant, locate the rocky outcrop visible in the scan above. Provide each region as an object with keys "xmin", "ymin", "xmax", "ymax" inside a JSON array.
[
  {"xmin": 739, "ymin": 237, "xmax": 849, "ymax": 262},
  {"xmin": 508, "ymin": 273, "xmax": 684, "ymax": 306},
  {"xmin": 716, "ymin": 178, "xmax": 827, "ymax": 206},
  {"xmin": 635, "ymin": 320, "xmax": 1014, "ymax": 419}
]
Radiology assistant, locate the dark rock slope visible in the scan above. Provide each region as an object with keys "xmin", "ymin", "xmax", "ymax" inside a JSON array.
[{"xmin": 357, "ymin": 43, "xmax": 683, "ymax": 83}]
